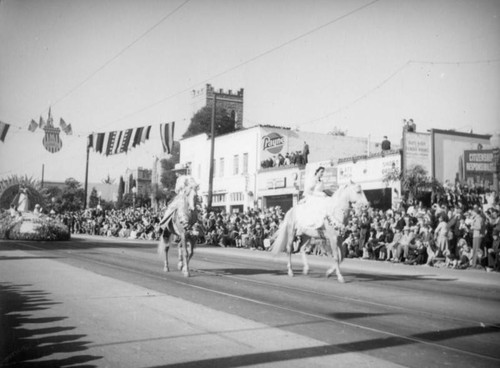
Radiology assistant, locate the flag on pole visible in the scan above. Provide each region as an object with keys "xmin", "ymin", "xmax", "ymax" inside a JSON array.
[
  {"xmin": 28, "ymin": 119, "xmax": 38, "ymax": 132},
  {"xmin": 0, "ymin": 121, "xmax": 10, "ymax": 142},
  {"xmin": 39, "ymin": 116, "xmax": 46, "ymax": 129},
  {"xmin": 59, "ymin": 118, "xmax": 67, "ymax": 131},
  {"xmin": 160, "ymin": 121, "xmax": 175, "ymax": 153},
  {"xmin": 47, "ymin": 107, "xmax": 53, "ymax": 127},
  {"xmin": 64, "ymin": 124, "xmax": 72, "ymax": 135}
]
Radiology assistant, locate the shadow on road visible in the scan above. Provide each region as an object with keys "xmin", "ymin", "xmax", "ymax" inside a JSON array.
[
  {"xmin": 144, "ymin": 324, "xmax": 500, "ymax": 368},
  {"xmin": 0, "ymin": 282, "xmax": 102, "ymax": 367}
]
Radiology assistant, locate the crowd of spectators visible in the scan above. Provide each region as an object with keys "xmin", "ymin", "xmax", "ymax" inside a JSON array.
[
  {"xmin": 261, "ymin": 151, "xmax": 306, "ymax": 169},
  {"xmin": 340, "ymin": 184, "xmax": 499, "ymax": 272},
  {"xmin": 20, "ymin": 182, "xmax": 499, "ymax": 272},
  {"xmin": 49, "ymin": 205, "xmax": 286, "ymax": 252}
]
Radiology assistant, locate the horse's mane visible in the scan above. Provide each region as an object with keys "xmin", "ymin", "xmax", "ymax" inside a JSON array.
[{"xmin": 325, "ymin": 184, "xmax": 359, "ymax": 225}]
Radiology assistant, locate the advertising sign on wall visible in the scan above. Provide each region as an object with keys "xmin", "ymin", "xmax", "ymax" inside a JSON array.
[
  {"xmin": 432, "ymin": 129, "xmax": 491, "ymax": 184},
  {"xmin": 305, "ymin": 161, "xmax": 338, "ymax": 192},
  {"xmin": 403, "ymin": 131, "xmax": 432, "ymax": 174},
  {"xmin": 463, "ymin": 149, "xmax": 494, "ymax": 186},
  {"xmin": 337, "ymin": 154, "xmax": 401, "ymax": 186}
]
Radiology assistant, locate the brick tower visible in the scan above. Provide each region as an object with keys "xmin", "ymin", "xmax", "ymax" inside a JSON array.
[{"xmin": 191, "ymin": 84, "xmax": 244, "ymax": 130}]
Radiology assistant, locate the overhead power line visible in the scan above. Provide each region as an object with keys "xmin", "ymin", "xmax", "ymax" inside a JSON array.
[
  {"xmin": 99, "ymin": 0, "xmax": 381, "ymax": 129},
  {"xmin": 48, "ymin": 0, "xmax": 191, "ymax": 111},
  {"xmin": 299, "ymin": 58, "xmax": 500, "ymax": 127}
]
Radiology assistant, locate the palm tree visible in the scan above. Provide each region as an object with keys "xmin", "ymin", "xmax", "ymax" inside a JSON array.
[{"xmin": 384, "ymin": 165, "xmax": 444, "ymax": 202}]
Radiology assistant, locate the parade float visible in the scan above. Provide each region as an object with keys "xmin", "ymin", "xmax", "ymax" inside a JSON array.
[{"xmin": 0, "ymin": 176, "xmax": 70, "ymax": 241}]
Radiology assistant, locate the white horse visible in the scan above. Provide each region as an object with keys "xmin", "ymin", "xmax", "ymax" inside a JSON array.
[
  {"xmin": 157, "ymin": 176, "xmax": 200, "ymax": 277},
  {"xmin": 271, "ymin": 183, "xmax": 369, "ymax": 282}
]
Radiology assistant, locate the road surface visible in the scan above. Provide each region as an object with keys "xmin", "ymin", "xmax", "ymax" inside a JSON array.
[{"xmin": 1, "ymin": 235, "xmax": 500, "ymax": 367}]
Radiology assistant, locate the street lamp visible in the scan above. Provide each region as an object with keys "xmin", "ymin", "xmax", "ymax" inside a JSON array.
[{"xmin": 132, "ymin": 186, "xmax": 137, "ymax": 208}]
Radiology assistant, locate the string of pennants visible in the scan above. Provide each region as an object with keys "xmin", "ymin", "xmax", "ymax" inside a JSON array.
[
  {"xmin": 0, "ymin": 111, "xmax": 175, "ymax": 156},
  {"xmin": 88, "ymin": 121, "xmax": 175, "ymax": 155}
]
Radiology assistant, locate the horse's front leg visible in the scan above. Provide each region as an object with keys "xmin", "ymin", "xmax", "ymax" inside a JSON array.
[
  {"xmin": 325, "ymin": 229, "xmax": 344, "ymax": 283},
  {"xmin": 300, "ymin": 238, "xmax": 311, "ymax": 275},
  {"xmin": 164, "ymin": 244, "xmax": 170, "ymax": 272},
  {"xmin": 179, "ymin": 234, "xmax": 190, "ymax": 277},
  {"xmin": 287, "ymin": 246, "xmax": 294, "ymax": 277},
  {"xmin": 286, "ymin": 238, "xmax": 296, "ymax": 277},
  {"xmin": 177, "ymin": 241, "xmax": 183, "ymax": 271}
]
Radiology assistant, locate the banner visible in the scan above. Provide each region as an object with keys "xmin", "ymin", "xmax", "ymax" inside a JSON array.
[
  {"xmin": 463, "ymin": 149, "xmax": 494, "ymax": 187},
  {"xmin": 160, "ymin": 121, "xmax": 175, "ymax": 153}
]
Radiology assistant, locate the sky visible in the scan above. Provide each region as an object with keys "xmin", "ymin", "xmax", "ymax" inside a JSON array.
[{"xmin": 1, "ymin": 0, "xmax": 499, "ymax": 184}]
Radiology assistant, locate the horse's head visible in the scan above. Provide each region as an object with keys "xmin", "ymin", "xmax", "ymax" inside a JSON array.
[
  {"xmin": 184, "ymin": 177, "xmax": 199, "ymax": 212},
  {"xmin": 346, "ymin": 182, "xmax": 369, "ymax": 216}
]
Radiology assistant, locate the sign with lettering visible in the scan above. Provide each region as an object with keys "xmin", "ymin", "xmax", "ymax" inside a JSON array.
[
  {"xmin": 464, "ymin": 150, "xmax": 495, "ymax": 173},
  {"xmin": 262, "ymin": 132, "xmax": 285, "ymax": 154},
  {"xmin": 267, "ymin": 177, "xmax": 286, "ymax": 189},
  {"xmin": 463, "ymin": 149, "xmax": 494, "ymax": 187},
  {"xmin": 338, "ymin": 154, "xmax": 401, "ymax": 185},
  {"xmin": 403, "ymin": 131, "xmax": 432, "ymax": 174}
]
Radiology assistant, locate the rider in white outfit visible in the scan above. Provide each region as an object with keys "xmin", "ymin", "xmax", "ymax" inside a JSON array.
[{"xmin": 297, "ymin": 166, "xmax": 330, "ymax": 229}]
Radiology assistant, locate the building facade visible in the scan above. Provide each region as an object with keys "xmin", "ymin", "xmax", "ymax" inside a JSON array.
[
  {"xmin": 124, "ymin": 167, "xmax": 152, "ymax": 198},
  {"xmin": 191, "ymin": 84, "xmax": 244, "ymax": 130},
  {"xmin": 337, "ymin": 150, "xmax": 402, "ymax": 210},
  {"xmin": 179, "ymin": 125, "xmax": 378, "ymax": 213}
]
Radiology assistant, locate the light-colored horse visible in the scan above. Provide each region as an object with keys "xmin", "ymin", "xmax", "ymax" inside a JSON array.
[
  {"xmin": 157, "ymin": 177, "xmax": 201, "ymax": 277},
  {"xmin": 271, "ymin": 183, "xmax": 369, "ymax": 282}
]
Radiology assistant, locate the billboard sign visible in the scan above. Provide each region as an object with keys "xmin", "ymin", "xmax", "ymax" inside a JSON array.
[
  {"xmin": 262, "ymin": 132, "xmax": 285, "ymax": 154},
  {"xmin": 463, "ymin": 149, "xmax": 494, "ymax": 186},
  {"xmin": 403, "ymin": 131, "xmax": 432, "ymax": 174}
]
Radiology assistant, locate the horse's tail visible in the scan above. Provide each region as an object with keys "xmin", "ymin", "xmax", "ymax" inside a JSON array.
[{"xmin": 270, "ymin": 208, "xmax": 294, "ymax": 254}]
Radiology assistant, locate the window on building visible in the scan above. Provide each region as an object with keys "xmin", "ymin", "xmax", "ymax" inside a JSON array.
[
  {"xmin": 219, "ymin": 158, "xmax": 224, "ymax": 177},
  {"xmin": 230, "ymin": 192, "xmax": 243, "ymax": 202},
  {"xmin": 243, "ymin": 153, "xmax": 248, "ymax": 174},
  {"xmin": 213, "ymin": 193, "xmax": 226, "ymax": 204},
  {"xmin": 233, "ymin": 154, "xmax": 239, "ymax": 175}
]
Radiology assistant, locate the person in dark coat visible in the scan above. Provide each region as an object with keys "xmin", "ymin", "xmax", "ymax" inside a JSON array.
[{"xmin": 302, "ymin": 141, "xmax": 309, "ymax": 164}]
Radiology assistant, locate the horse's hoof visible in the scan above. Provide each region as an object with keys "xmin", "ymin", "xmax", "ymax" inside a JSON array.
[
  {"xmin": 288, "ymin": 270, "xmax": 294, "ymax": 277},
  {"xmin": 303, "ymin": 267, "xmax": 309, "ymax": 275},
  {"xmin": 337, "ymin": 275, "xmax": 345, "ymax": 283},
  {"xmin": 163, "ymin": 267, "xmax": 169, "ymax": 273}
]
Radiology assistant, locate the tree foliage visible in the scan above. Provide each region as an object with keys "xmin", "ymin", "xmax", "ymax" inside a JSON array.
[
  {"xmin": 383, "ymin": 165, "xmax": 444, "ymax": 201},
  {"xmin": 53, "ymin": 178, "xmax": 85, "ymax": 212},
  {"xmin": 182, "ymin": 106, "xmax": 236, "ymax": 139},
  {"xmin": 89, "ymin": 187, "xmax": 99, "ymax": 208},
  {"xmin": 117, "ymin": 176, "xmax": 125, "ymax": 208}
]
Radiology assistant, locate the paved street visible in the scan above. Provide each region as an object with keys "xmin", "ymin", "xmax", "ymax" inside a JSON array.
[{"xmin": 1, "ymin": 235, "xmax": 500, "ymax": 368}]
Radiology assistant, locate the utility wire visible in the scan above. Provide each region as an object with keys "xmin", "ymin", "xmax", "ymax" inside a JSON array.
[
  {"xmin": 100, "ymin": 0, "xmax": 381, "ymax": 128},
  {"xmin": 48, "ymin": 0, "xmax": 191, "ymax": 111},
  {"xmin": 299, "ymin": 58, "xmax": 500, "ymax": 127}
]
